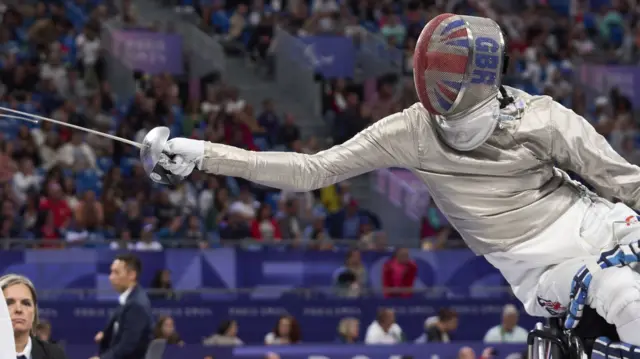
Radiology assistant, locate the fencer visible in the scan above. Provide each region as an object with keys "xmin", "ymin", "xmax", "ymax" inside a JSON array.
[
  {"xmin": 0, "ymin": 288, "xmax": 16, "ymax": 358},
  {"xmin": 159, "ymin": 14, "xmax": 640, "ymax": 345}
]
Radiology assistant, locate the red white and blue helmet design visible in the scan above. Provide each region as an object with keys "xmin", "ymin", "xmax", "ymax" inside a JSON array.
[{"xmin": 413, "ymin": 14, "xmax": 506, "ymax": 117}]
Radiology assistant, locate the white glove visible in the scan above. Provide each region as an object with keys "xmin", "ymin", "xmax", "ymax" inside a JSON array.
[{"xmin": 159, "ymin": 138, "xmax": 205, "ymax": 177}]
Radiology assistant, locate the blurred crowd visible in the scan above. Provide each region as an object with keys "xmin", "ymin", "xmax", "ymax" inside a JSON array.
[
  {"xmin": 2, "ymin": 0, "xmax": 640, "ymax": 252},
  {"xmin": 0, "ymin": 0, "xmax": 392, "ymax": 250}
]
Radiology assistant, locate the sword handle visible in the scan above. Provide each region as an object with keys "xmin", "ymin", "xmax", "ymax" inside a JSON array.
[{"xmin": 148, "ymin": 151, "xmax": 185, "ymax": 185}]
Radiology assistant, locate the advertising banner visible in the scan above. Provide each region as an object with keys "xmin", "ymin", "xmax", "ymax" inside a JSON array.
[{"xmin": 110, "ymin": 30, "xmax": 183, "ymax": 74}]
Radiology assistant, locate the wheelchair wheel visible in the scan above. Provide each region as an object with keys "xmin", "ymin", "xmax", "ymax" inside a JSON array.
[{"xmin": 528, "ymin": 321, "xmax": 570, "ymax": 359}]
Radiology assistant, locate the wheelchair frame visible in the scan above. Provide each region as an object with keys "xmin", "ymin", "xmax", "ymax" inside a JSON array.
[{"xmin": 527, "ymin": 307, "xmax": 619, "ymax": 359}]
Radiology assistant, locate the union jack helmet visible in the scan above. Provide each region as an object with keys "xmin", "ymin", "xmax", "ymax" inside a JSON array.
[{"xmin": 413, "ymin": 14, "xmax": 506, "ymax": 117}]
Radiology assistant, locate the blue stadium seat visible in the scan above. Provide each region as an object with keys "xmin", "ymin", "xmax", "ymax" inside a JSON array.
[
  {"xmin": 211, "ymin": 11, "xmax": 230, "ymax": 33},
  {"xmin": 97, "ymin": 157, "xmax": 113, "ymax": 173},
  {"xmin": 119, "ymin": 157, "xmax": 138, "ymax": 177}
]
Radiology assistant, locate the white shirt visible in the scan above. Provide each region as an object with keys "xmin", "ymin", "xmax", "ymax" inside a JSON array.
[
  {"xmin": 264, "ymin": 332, "xmax": 287, "ymax": 345},
  {"xmin": 76, "ymin": 34, "xmax": 101, "ymax": 65},
  {"xmin": 134, "ymin": 241, "xmax": 163, "ymax": 251},
  {"xmin": 16, "ymin": 336, "xmax": 32, "ymax": 359},
  {"xmin": 364, "ymin": 321, "xmax": 403, "ymax": 344},
  {"xmin": 483, "ymin": 325, "xmax": 529, "ymax": 343},
  {"xmin": 57, "ymin": 143, "xmax": 97, "ymax": 169},
  {"xmin": 119, "ymin": 286, "xmax": 134, "ymax": 305},
  {"xmin": 12, "ymin": 172, "xmax": 40, "ymax": 204},
  {"xmin": 110, "ymin": 241, "xmax": 135, "ymax": 250}
]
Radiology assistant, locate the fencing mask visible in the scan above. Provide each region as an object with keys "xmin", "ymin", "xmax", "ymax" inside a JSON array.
[{"xmin": 413, "ymin": 14, "xmax": 508, "ymax": 151}]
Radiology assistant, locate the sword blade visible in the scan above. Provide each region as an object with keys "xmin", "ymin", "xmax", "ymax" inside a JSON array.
[{"xmin": 0, "ymin": 106, "xmax": 143, "ymax": 149}]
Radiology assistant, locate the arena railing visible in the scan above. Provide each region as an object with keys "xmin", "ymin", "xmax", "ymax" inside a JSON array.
[
  {"xmin": 0, "ymin": 238, "xmax": 423, "ymax": 249},
  {"xmin": 31, "ymin": 286, "xmax": 515, "ymax": 300}
]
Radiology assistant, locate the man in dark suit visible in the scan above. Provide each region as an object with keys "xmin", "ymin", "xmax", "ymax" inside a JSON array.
[{"xmin": 92, "ymin": 254, "xmax": 153, "ymax": 359}]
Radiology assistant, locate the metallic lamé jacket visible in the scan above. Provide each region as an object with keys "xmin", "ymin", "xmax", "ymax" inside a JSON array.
[{"xmin": 200, "ymin": 87, "xmax": 640, "ymax": 255}]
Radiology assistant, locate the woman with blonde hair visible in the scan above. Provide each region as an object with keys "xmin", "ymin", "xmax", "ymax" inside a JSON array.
[
  {"xmin": 336, "ymin": 317, "xmax": 360, "ymax": 343},
  {"xmin": 0, "ymin": 274, "xmax": 67, "ymax": 359}
]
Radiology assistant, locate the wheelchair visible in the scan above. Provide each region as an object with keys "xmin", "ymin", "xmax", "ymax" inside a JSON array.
[{"xmin": 527, "ymin": 306, "xmax": 620, "ymax": 359}]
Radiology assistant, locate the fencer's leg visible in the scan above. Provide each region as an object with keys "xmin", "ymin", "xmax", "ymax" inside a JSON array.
[
  {"xmin": 587, "ymin": 265, "xmax": 640, "ymax": 344},
  {"xmin": 536, "ymin": 256, "xmax": 640, "ymax": 344}
]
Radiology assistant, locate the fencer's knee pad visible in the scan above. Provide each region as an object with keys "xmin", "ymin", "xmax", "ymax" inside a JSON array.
[{"xmin": 589, "ymin": 266, "xmax": 640, "ymax": 328}]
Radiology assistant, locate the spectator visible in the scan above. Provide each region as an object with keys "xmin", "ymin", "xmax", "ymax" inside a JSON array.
[
  {"xmin": 0, "ymin": 142, "xmax": 18, "ymax": 183},
  {"xmin": 74, "ymin": 190, "xmax": 104, "ymax": 231},
  {"xmin": 198, "ymin": 176, "xmax": 220, "ymax": 218},
  {"xmin": 247, "ymin": 12, "xmax": 275, "ymax": 64},
  {"xmin": 224, "ymin": 4, "xmax": 249, "ymax": 50},
  {"xmin": 264, "ymin": 315, "xmax": 301, "ymax": 345},
  {"xmin": 277, "ymin": 114, "xmax": 300, "ymax": 149},
  {"xmin": 110, "ymin": 230, "xmax": 134, "ymax": 250},
  {"xmin": 184, "ymin": 215, "xmax": 208, "ymax": 248},
  {"xmin": 22, "ymin": 195, "xmax": 40, "ymax": 237},
  {"xmin": 364, "ymin": 308, "xmax": 403, "ymax": 344},
  {"xmin": 153, "ymin": 316, "xmax": 184, "ymax": 345},
  {"xmin": 420, "ymin": 199, "xmax": 452, "ymax": 250},
  {"xmin": 118, "ymin": 201, "xmax": 144, "ymax": 238},
  {"xmin": 425, "ymin": 308, "xmax": 458, "ymax": 343},
  {"xmin": 38, "ymin": 133, "xmax": 61, "ymax": 171},
  {"xmin": 483, "ymin": 304, "xmax": 528, "ymax": 344},
  {"xmin": 230, "ymin": 186, "xmax": 258, "ymax": 219},
  {"xmin": 0, "ymin": 274, "xmax": 68, "ymax": 359},
  {"xmin": 326, "ymin": 200, "xmax": 365, "ymax": 240},
  {"xmin": 56, "ymin": 132, "xmax": 97, "ymax": 170},
  {"xmin": 359, "ymin": 219, "xmax": 376, "ymax": 247},
  {"xmin": 102, "ymin": 188, "xmax": 124, "ymax": 232},
  {"xmin": 382, "ymin": 248, "xmax": 417, "ymax": 298},
  {"xmin": 150, "ymin": 269, "xmax": 174, "ymax": 300},
  {"xmin": 278, "ymin": 199, "xmax": 302, "ymax": 243},
  {"xmin": 381, "ymin": 14, "xmax": 406, "ymax": 45},
  {"xmin": 155, "ymin": 191, "xmax": 179, "ymax": 225},
  {"xmin": 303, "ymin": 211, "xmax": 331, "ymax": 247},
  {"xmin": 94, "ymin": 254, "xmax": 152, "ymax": 359},
  {"xmin": 40, "ymin": 52, "xmax": 68, "ymax": 95},
  {"xmin": 206, "ymin": 188, "xmax": 231, "ymax": 232},
  {"xmin": 64, "ymin": 219, "xmax": 91, "ymax": 247},
  {"xmin": 333, "ymin": 249, "xmax": 368, "ymax": 289},
  {"xmin": 203, "ymin": 319, "xmax": 244, "ymax": 346},
  {"xmin": 12, "ymin": 158, "xmax": 40, "ymax": 205},
  {"xmin": 40, "ymin": 211, "xmax": 63, "ymax": 247},
  {"xmin": 257, "ymin": 99, "xmax": 280, "ymax": 147},
  {"xmin": 75, "ymin": 25, "xmax": 103, "ymax": 89},
  {"xmin": 251, "ymin": 203, "xmax": 282, "ymax": 241},
  {"xmin": 135, "ymin": 224, "xmax": 163, "ymax": 251},
  {"xmin": 39, "ymin": 182, "xmax": 72, "ymax": 232},
  {"xmin": 336, "ymin": 317, "xmax": 360, "ymax": 343},
  {"xmin": 457, "ymin": 346, "xmax": 496, "ymax": 359},
  {"xmin": 61, "ymin": 177, "xmax": 79, "ymax": 210},
  {"xmin": 219, "ymin": 204, "xmax": 252, "ymax": 241}
]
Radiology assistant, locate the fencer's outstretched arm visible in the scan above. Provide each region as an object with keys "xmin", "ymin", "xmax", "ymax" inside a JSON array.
[
  {"xmin": 547, "ymin": 101, "xmax": 640, "ymax": 208},
  {"xmin": 199, "ymin": 112, "xmax": 422, "ymax": 191},
  {"xmin": 0, "ymin": 289, "xmax": 15, "ymax": 359}
]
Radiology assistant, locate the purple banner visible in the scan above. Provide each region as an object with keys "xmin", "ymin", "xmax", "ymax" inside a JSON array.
[
  {"xmin": 578, "ymin": 65, "xmax": 637, "ymax": 107},
  {"xmin": 298, "ymin": 36, "xmax": 355, "ymax": 78},
  {"xmin": 158, "ymin": 343, "xmax": 527, "ymax": 359},
  {"xmin": 110, "ymin": 30, "xmax": 183, "ymax": 74}
]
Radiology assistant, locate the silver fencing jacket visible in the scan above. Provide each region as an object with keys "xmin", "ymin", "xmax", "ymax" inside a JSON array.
[{"xmin": 200, "ymin": 87, "xmax": 640, "ymax": 255}]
